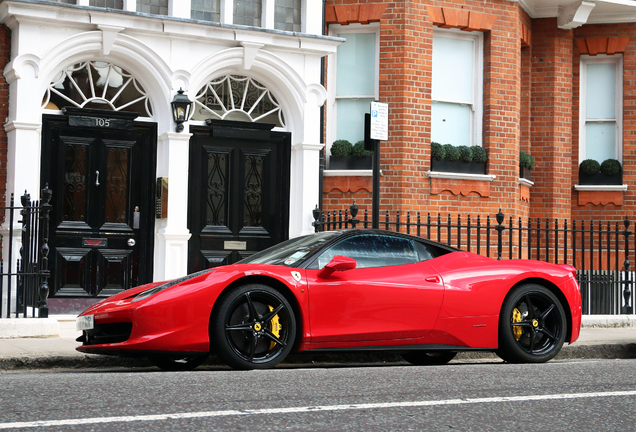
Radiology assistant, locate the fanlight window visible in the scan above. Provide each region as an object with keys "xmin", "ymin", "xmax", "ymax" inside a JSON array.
[
  {"xmin": 42, "ymin": 61, "xmax": 153, "ymax": 117},
  {"xmin": 192, "ymin": 75, "xmax": 285, "ymax": 127}
]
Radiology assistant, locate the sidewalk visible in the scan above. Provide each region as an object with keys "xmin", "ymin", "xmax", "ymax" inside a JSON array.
[{"xmin": 0, "ymin": 315, "xmax": 634, "ymax": 370}]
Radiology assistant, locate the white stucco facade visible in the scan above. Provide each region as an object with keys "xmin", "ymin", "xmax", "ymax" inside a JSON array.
[{"xmin": 0, "ymin": 0, "xmax": 340, "ymax": 283}]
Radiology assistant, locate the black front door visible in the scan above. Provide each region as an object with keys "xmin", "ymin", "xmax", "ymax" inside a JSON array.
[
  {"xmin": 41, "ymin": 109, "xmax": 156, "ymax": 297},
  {"xmin": 188, "ymin": 120, "xmax": 291, "ymax": 272}
]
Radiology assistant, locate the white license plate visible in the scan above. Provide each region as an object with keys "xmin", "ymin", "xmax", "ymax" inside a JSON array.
[{"xmin": 76, "ymin": 315, "xmax": 94, "ymax": 331}]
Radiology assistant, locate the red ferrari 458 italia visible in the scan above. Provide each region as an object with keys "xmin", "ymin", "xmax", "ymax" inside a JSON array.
[{"xmin": 76, "ymin": 229, "xmax": 582, "ymax": 370}]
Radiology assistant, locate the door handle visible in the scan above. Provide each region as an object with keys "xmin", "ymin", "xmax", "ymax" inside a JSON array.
[
  {"xmin": 95, "ymin": 170, "xmax": 100, "ymax": 186},
  {"xmin": 425, "ymin": 276, "xmax": 440, "ymax": 283}
]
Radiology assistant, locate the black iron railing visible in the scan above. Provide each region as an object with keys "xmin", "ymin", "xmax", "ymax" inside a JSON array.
[
  {"xmin": 312, "ymin": 202, "xmax": 634, "ymax": 315},
  {"xmin": 0, "ymin": 187, "xmax": 52, "ymax": 318}
]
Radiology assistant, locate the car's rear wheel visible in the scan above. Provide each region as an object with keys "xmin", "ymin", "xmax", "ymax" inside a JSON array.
[
  {"xmin": 212, "ymin": 284, "xmax": 296, "ymax": 370},
  {"xmin": 149, "ymin": 354, "xmax": 209, "ymax": 371},
  {"xmin": 497, "ymin": 284, "xmax": 567, "ymax": 364},
  {"xmin": 401, "ymin": 351, "xmax": 457, "ymax": 365}
]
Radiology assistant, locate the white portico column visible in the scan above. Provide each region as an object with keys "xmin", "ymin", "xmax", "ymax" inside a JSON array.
[
  {"xmin": 290, "ymin": 142, "xmax": 324, "ymax": 237},
  {"xmin": 2, "ymin": 56, "xmax": 45, "ymax": 312},
  {"xmin": 154, "ymin": 132, "xmax": 192, "ymax": 281}
]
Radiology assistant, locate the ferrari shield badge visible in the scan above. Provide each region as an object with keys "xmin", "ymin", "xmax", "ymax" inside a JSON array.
[{"xmin": 291, "ymin": 271, "xmax": 302, "ymax": 282}]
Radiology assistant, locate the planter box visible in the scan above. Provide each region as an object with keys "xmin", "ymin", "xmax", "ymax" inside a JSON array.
[
  {"xmin": 431, "ymin": 158, "xmax": 486, "ymax": 175},
  {"xmin": 329, "ymin": 155, "xmax": 372, "ymax": 170},
  {"xmin": 578, "ymin": 170, "xmax": 622, "ymax": 186},
  {"xmin": 520, "ymin": 166, "xmax": 532, "ymax": 181}
]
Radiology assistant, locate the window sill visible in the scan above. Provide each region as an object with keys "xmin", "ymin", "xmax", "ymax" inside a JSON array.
[{"xmin": 426, "ymin": 171, "xmax": 496, "ymax": 182}]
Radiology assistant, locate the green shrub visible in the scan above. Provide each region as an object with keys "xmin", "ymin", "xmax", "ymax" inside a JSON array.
[
  {"xmin": 458, "ymin": 145, "xmax": 473, "ymax": 163},
  {"xmin": 443, "ymin": 144, "xmax": 460, "ymax": 161},
  {"xmin": 431, "ymin": 142, "xmax": 445, "ymax": 160},
  {"xmin": 352, "ymin": 141, "xmax": 373, "ymax": 157},
  {"xmin": 600, "ymin": 159, "xmax": 621, "ymax": 176},
  {"xmin": 580, "ymin": 159, "xmax": 601, "ymax": 176},
  {"xmin": 472, "ymin": 146, "xmax": 488, "ymax": 163},
  {"xmin": 330, "ymin": 139, "xmax": 353, "ymax": 157},
  {"xmin": 520, "ymin": 151, "xmax": 535, "ymax": 170}
]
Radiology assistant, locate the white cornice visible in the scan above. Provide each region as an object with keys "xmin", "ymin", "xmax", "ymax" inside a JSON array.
[{"xmin": 0, "ymin": 0, "xmax": 342, "ymax": 57}]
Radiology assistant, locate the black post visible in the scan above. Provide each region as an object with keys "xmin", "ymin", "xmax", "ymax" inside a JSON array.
[
  {"xmin": 365, "ymin": 113, "xmax": 381, "ymax": 229},
  {"xmin": 495, "ymin": 209, "xmax": 505, "ymax": 261},
  {"xmin": 621, "ymin": 217, "xmax": 633, "ymax": 314},
  {"xmin": 38, "ymin": 185, "xmax": 52, "ymax": 318}
]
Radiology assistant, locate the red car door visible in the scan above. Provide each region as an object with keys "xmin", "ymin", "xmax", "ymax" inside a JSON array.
[{"xmin": 304, "ymin": 234, "xmax": 445, "ymax": 345}]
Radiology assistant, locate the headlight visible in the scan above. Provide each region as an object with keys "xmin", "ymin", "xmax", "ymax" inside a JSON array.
[{"xmin": 132, "ymin": 269, "xmax": 214, "ymax": 303}]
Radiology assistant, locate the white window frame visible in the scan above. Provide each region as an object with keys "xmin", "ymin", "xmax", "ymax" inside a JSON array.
[
  {"xmin": 579, "ymin": 54, "xmax": 623, "ymax": 164},
  {"xmin": 431, "ymin": 28, "xmax": 483, "ymax": 148},
  {"xmin": 326, "ymin": 23, "xmax": 380, "ymax": 169}
]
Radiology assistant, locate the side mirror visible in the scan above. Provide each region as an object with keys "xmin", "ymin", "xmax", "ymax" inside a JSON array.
[{"xmin": 317, "ymin": 255, "xmax": 357, "ymax": 278}]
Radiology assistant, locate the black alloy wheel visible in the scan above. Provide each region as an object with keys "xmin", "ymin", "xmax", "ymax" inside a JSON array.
[
  {"xmin": 212, "ymin": 284, "xmax": 296, "ymax": 370},
  {"xmin": 497, "ymin": 284, "xmax": 567, "ymax": 363},
  {"xmin": 401, "ymin": 351, "xmax": 457, "ymax": 366},
  {"xmin": 149, "ymin": 354, "xmax": 209, "ymax": 371}
]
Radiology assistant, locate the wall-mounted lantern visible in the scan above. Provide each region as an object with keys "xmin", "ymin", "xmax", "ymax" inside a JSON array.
[{"xmin": 171, "ymin": 88, "xmax": 192, "ymax": 132}]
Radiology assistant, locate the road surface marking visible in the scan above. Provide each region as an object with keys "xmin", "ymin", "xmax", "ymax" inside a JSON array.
[{"xmin": 2, "ymin": 390, "xmax": 636, "ymax": 429}]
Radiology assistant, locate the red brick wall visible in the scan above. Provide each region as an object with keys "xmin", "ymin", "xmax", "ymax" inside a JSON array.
[
  {"xmin": 571, "ymin": 23, "xmax": 636, "ymax": 224},
  {"xmin": 529, "ymin": 19, "xmax": 573, "ymax": 221},
  {"xmin": 323, "ymin": 1, "xmax": 530, "ymax": 224}
]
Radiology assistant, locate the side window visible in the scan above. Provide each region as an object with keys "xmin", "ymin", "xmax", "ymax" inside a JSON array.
[{"xmin": 317, "ymin": 235, "xmax": 419, "ymax": 269}]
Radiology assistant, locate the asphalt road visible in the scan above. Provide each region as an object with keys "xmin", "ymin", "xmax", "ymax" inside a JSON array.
[{"xmin": 1, "ymin": 359, "xmax": 636, "ymax": 431}]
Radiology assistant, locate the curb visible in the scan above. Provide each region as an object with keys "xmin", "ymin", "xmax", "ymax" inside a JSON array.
[{"xmin": 2, "ymin": 343, "xmax": 635, "ymax": 371}]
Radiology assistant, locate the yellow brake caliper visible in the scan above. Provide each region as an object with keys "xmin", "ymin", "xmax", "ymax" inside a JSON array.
[
  {"xmin": 512, "ymin": 308, "xmax": 522, "ymax": 339},
  {"xmin": 268, "ymin": 305, "xmax": 282, "ymax": 349}
]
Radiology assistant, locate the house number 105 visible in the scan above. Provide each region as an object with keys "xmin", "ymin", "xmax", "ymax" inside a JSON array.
[{"xmin": 95, "ymin": 118, "xmax": 110, "ymax": 127}]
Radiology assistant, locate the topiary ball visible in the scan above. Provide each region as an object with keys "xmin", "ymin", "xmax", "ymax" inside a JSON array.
[
  {"xmin": 443, "ymin": 144, "xmax": 460, "ymax": 161},
  {"xmin": 431, "ymin": 142, "xmax": 446, "ymax": 160},
  {"xmin": 352, "ymin": 141, "xmax": 373, "ymax": 157},
  {"xmin": 472, "ymin": 146, "xmax": 488, "ymax": 163},
  {"xmin": 520, "ymin": 151, "xmax": 535, "ymax": 170},
  {"xmin": 579, "ymin": 159, "xmax": 601, "ymax": 176},
  {"xmin": 458, "ymin": 145, "xmax": 473, "ymax": 163},
  {"xmin": 600, "ymin": 159, "xmax": 621, "ymax": 176},
  {"xmin": 330, "ymin": 139, "xmax": 353, "ymax": 157}
]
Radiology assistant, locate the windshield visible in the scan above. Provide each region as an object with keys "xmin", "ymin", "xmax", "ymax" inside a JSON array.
[{"xmin": 238, "ymin": 231, "xmax": 342, "ymax": 267}]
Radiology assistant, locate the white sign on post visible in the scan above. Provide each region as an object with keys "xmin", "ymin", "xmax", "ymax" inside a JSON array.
[{"xmin": 370, "ymin": 101, "xmax": 389, "ymax": 141}]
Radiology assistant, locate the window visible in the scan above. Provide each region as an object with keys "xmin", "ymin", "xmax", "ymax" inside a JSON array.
[
  {"xmin": 327, "ymin": 24, "xmax": 379, "ymax": 162},
  {"xmin": 274, "ymin": 0, "xmax": 301, "ymax": 32},
  {"xmin": 431, "ymin": 29, "xmax": 483, "ymax": 147},
  {"xmin": 137, "ymin": 0, "xmax": 168, "ymax": 15},
  {"xmin": 579, "ymin": 55, "xmax": 623, "ymax": 164},
  {"xmin": 234, "ymin": 0, "xmax": 262, "ymax": 27},
  {"xmin": 191, "ymin": 0, "xmax": 221, "ymax": 21},
  {"xmin": 316, "ymin": 235, "xmax": 419, "ymax": 269},
  {"xmin": 90, "ymin": 0, "xmax": 123, "ymax": 8}
]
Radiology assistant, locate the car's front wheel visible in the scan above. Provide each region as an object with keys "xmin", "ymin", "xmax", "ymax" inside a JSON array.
[
  {"xmin": 212, "ymin": 284, "xmax": 296, "ymax": 370},
  {"xmin": 497, "ymin": 284, "xmax": 567, "ymax": 363}
]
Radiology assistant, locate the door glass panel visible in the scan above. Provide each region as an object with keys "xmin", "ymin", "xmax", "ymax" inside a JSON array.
[
  {"xmin": 207, "ymin": 151, "xmax": 229, "ymax": 226},
  {"xmin": 105, "ymin": 147, "xmax": 129, "ymax": 224},
  {"xmin": 244, "ymin": 154, "xmax": 263, "ymax": 227},
  {"xmin": 63, "ymin": 143, "xmax": 88, "ymax": 222}
]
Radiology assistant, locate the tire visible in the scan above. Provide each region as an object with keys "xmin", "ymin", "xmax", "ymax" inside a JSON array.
[
  {"xmin": 149, "ymin": 354, "xmax": 209, "ymax": 371},
  {"xmin": 496, "ymin": 284, "xmax": 567, "ymax": 364},
  {"xmin": 401, "ymin": 351, "xmax": 457, "ymax": 366},
  {"xmin": 212, "ymin": 284, "xmax": 296, "ymax": 370}
]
